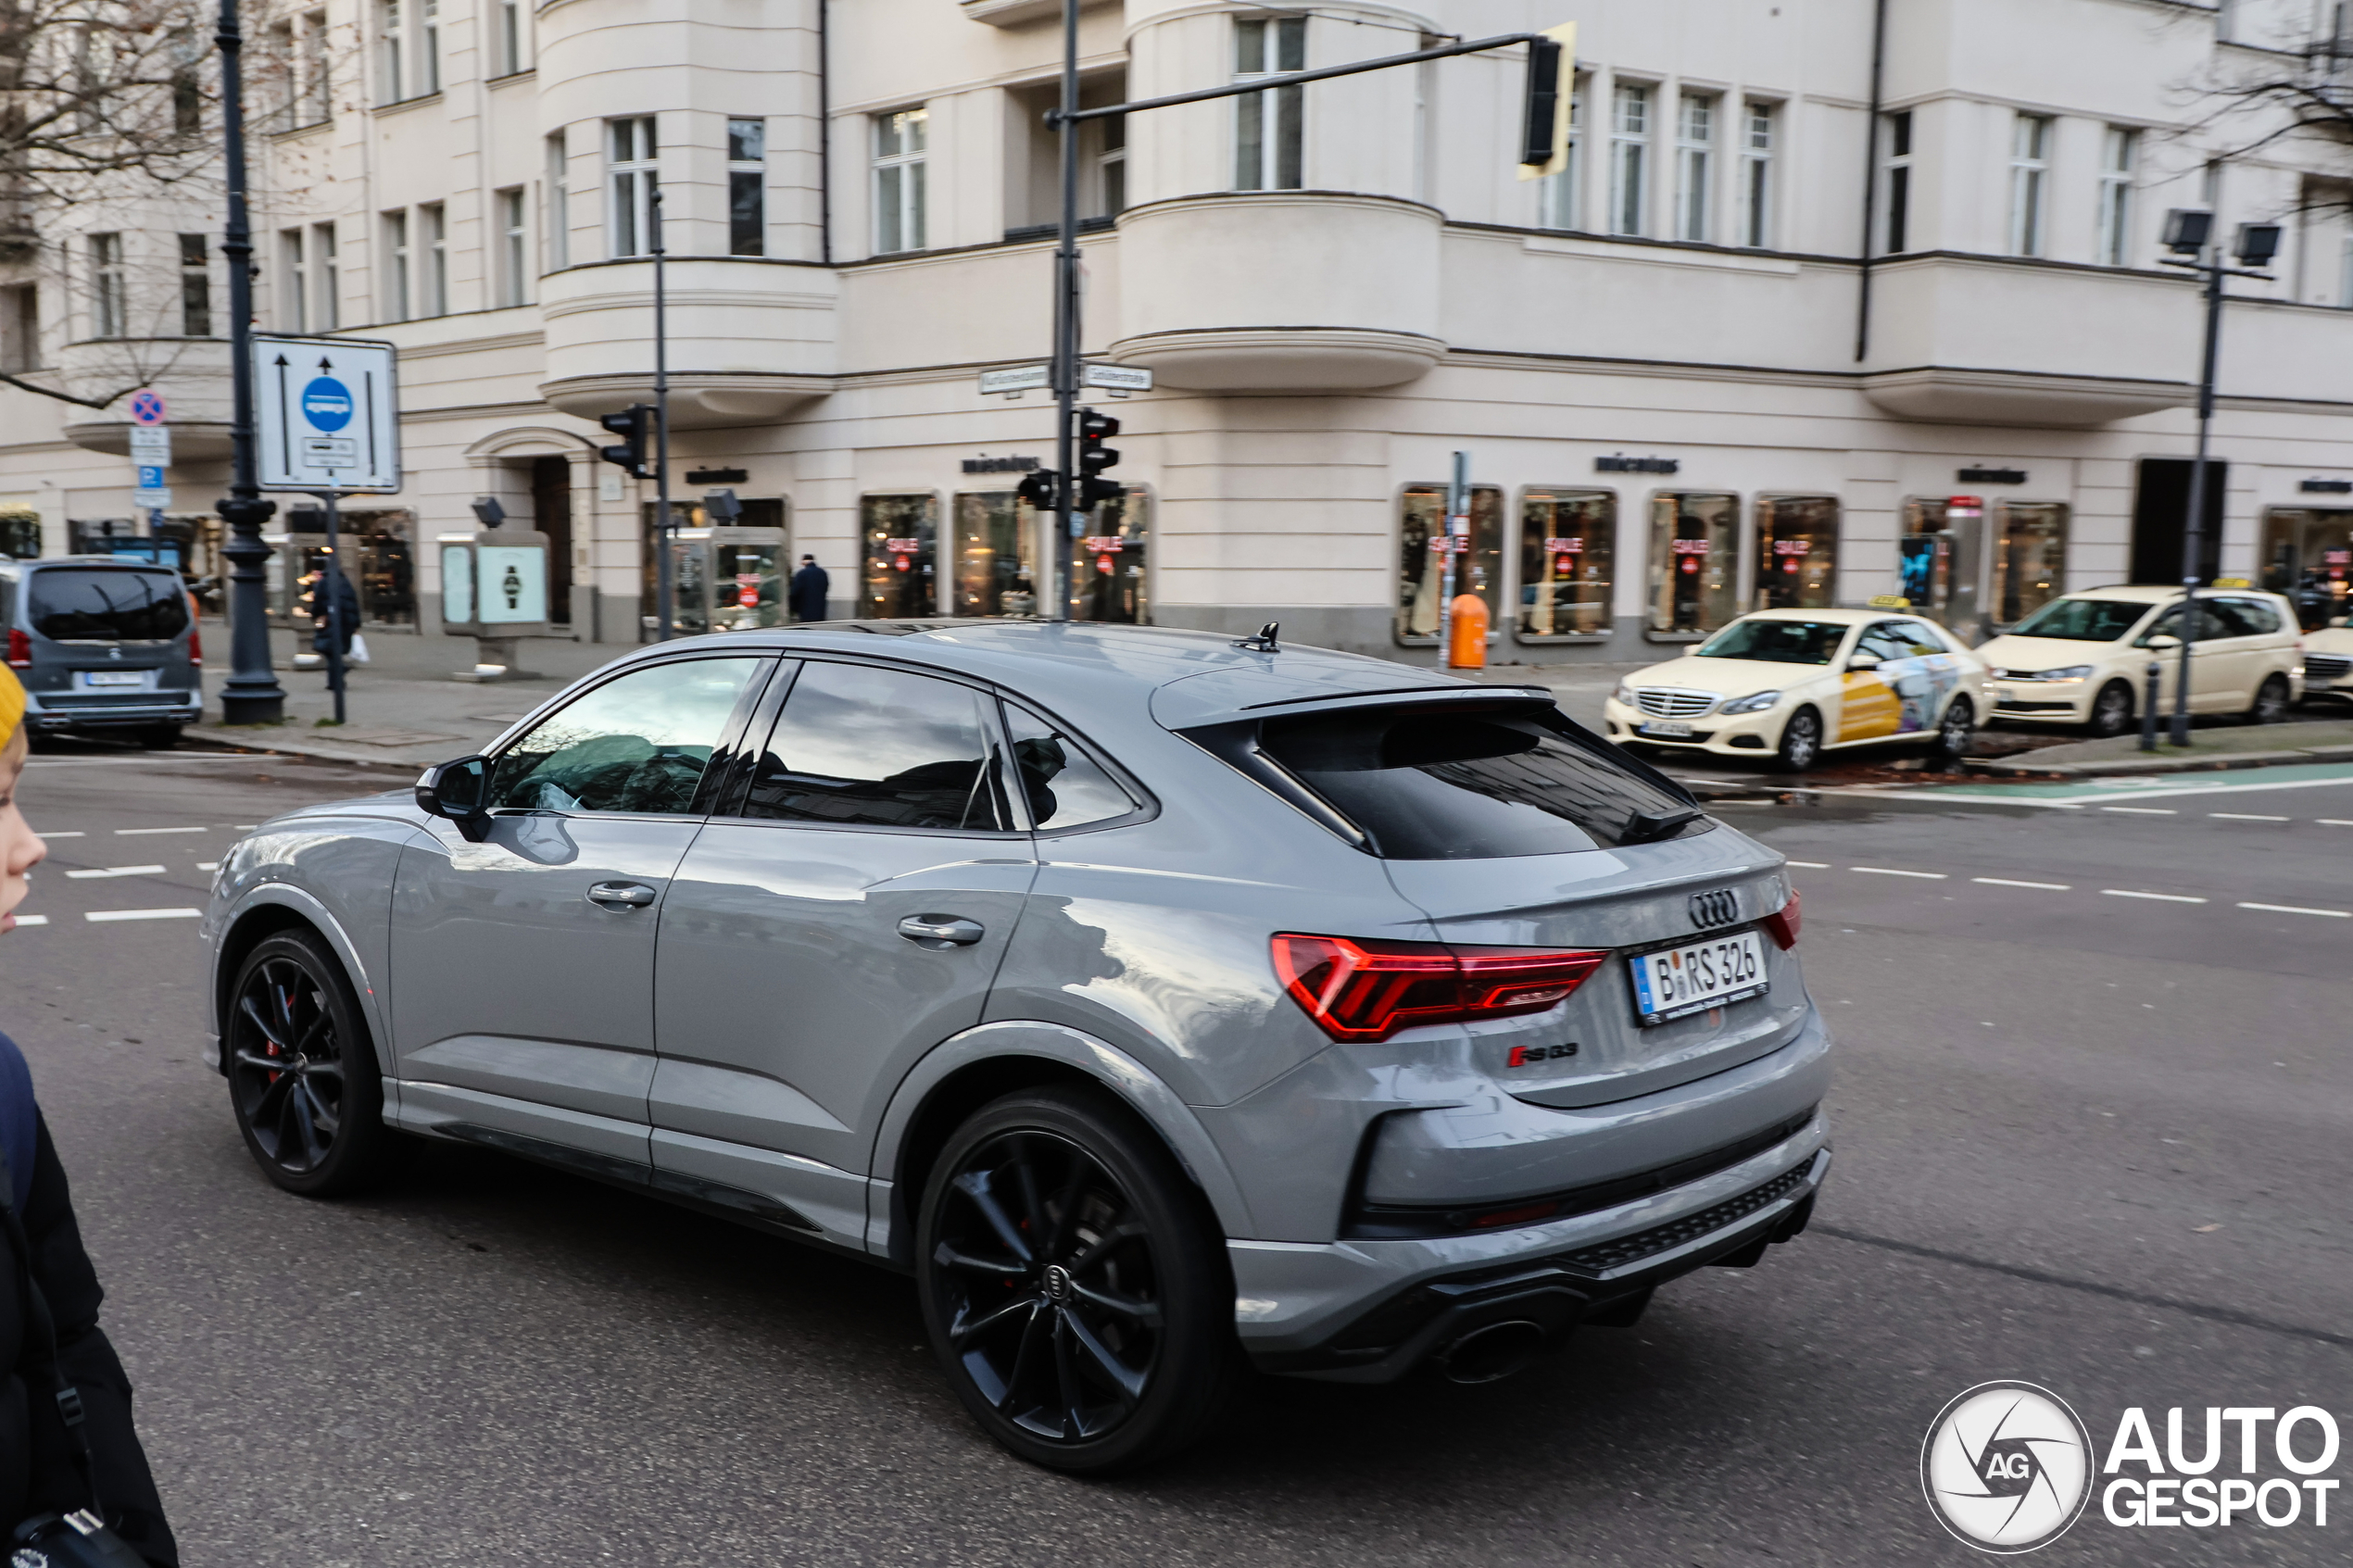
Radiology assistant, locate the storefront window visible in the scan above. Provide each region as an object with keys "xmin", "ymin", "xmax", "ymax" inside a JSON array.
[
  {"xmin": 1645, "ymin": 492, "xmax": 1738, "ymax": 633},
  {"xmin": 862, "ymin": 493, "xmax": 939, "ymax": 618},
  {"xmin": 277, "ymin": 507, "xmax": 419, "ymax": 626},
  {"xmin": 2260, "ymin": 507, "xmax": 2353, "ymax": 628},
  {"xmin": 1396, "ymin": 484, "xmax": 1501, "ymax": 644},
  {"xmin": 1073, "ymin": 487, "xmax": 1149, "ymax": 623},
  {"xmin": 1991, "ymin": 502, "xmax": 2067, "ymax": 630},
  {"xmin": 952, "ymin": 491, "xmax": 1038, "ymax": 617},
  {"xmin": 0, "ymin": 507, "xmax": 39, "ymax": 559},
  {"xmin": 1516, "ymin": 489, "xmax": 1614, "ymax": 640},
  {"xmin": 1753, "ymin": 495, "xmax": 1838, "ymax": 611}
]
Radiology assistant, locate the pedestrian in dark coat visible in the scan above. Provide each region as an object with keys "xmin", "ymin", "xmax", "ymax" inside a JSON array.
[
  {"xmin": 789, "ymin": 555, "xmax": 831, "ymax": 622},
  {"xmin": 309, "ymin": 567, "xmax": 362, "ymax": 657},
  {"xmin": 0, "ymin": 669, "xmax": 179, "ymax": 1565}
]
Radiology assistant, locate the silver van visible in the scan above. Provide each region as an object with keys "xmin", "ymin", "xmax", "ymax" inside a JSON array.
[{"xmin": 0, "ymin": 557, "xmax": 205, "ymax": 746}]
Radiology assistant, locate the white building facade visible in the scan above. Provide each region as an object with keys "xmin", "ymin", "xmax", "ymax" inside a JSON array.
[{"xmin": 6, "ymin": 0, "xmax": 2353, "ymax": 659}]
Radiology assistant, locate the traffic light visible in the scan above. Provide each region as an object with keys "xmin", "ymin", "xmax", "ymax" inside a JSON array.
[
  {"xmin": 1015, "ymin": 467, "xmax": 1063, "ymax": 511},
  {"xmin": 1075, "ymin": 408, "xmax": 1121, "ymax": 510},
  {"xmin": 1516, "ymin": 23, "xmax": 1576, "ymax": 179},
  {"xmin": 598, "ymin": 404, "xmax": 654, "ymax": 478}
]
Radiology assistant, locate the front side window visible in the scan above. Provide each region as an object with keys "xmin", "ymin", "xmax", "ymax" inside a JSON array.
[
  {"xmin": 609, "ymin": 116, "xmax": 659, "ymax": 258},
  {"xmin": 179, "ymin": 233, "xmax": 210, "ymax": 335},
  {"xmin": 1740, "ymin": 101, "xmax": 1775, "ymax": 247},
  {"xmin": 1537, "ymin": 79, "xmax": 1585, "ymax": 230},
  {"xmin": 729, "ymin": 118, "xmax": 766, "ymax": 257},
  {"xmin": 2096, "ymin": 126, "xmax": 2136, "ymax": 267},
  {"xmin": 862, "ymin": 493, "xmax": 939, "ymax": 617},
  {"xmin": 1675, "ymin": 93, "xmax": 1714, "ymax": 243},
  {"xmin": 743, "ymin": 661, "xmax": 1006, "ymax": 831},
  {"xmin": 90, "ymin": 233, "xmax": 125, "ymax": 339},
  {"xmin": 2009, "ymin": 597, "xmax": 2152, "ymax": 643},
  {"xmin": 1610, "ymin": 82, "xmax": 1651, "ymax": 236},
  {"xmin": 489, "ymin": 658, "xmax": 759, "ymax": 813},
  {"xmin": 1517, "ymin": 488, "xmax": 1614, "ymax": 639},
  {"xmin": 1695, "ymin": 618, "xmax": 1847, "ymax": 665},
  {"xmin": 1754, "ymin": 495, "xmax": 1839, "ymax": 611},
  {"xmin": 1396, "ymin": 484, "xmax": 1501, "ymax": 646},
  {"xmin": 1003, "ymin": 705, "xmax": 1135, "ymax": 830},
  {"xmin": 874, "ymin": 109, "xmax": 927, "ymax": 254},
  {"xmin": 1646, "ymin": 491, "xmax": 1739, "ymax": 634},
  {"xmin": 1235, "ymin": 16, "xmax": 1305, "ymax": 191},
  {"xmin": 2009, "ymin": 113, "xmax": 2051, "ymax": 257},
  {"xmin": 1992, "ymin": 502, "xmax": 2068, "ymax": 628}
]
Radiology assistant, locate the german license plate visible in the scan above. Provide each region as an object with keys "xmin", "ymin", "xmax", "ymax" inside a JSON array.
[
  {"xmin": 1640, "ymin": 720, "xmax": 1694, "ymax": 738},
  {"xmin": 77, "ymin": 670, "xmax": 149, "ymax": 689},
  {"xmin": 1629, "ymin": 930, "xmax": 1768, "ymax": 1025}
]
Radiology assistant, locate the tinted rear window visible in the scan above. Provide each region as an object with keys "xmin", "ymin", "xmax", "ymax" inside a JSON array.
[
  {"xmin": 1258, "ymin": 706, "xmax": 1700, "ymax": 859},
  {"xmin": 28, "ymin": 570, "xmax": 188, "ymax": 641}
]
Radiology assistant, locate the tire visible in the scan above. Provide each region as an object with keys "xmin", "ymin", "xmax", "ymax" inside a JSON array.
[
  {"xmin": 1930, "ymin": 696, "xmax": 1976, "ymax": 762},
  {"xmin": 916, "ymin": 1085, "xmax": 1239, "ymax": 1474},
  {"xmin": 2244, "ymin": 673, "xmax": 2290, "ymax": 726},
  {"xmin": 2085, "ymin": 682, "xmax": 2134, "ymax": 739},
  {"xmin": 225, "ymin": 931, "xmax": 402, "ymax": 1198},
  {"xmin": 137, "ymin": 724, "xmax": 183, "ymax": 751},
  {"xmin": 1771, "ymin": 707, "xmax": 1823, "ymax": 772}
]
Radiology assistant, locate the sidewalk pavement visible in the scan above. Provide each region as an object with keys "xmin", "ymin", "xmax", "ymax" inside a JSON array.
[{"xmin": 1964, "ymin": 714, "xmax": 2353, "ymax": 778}]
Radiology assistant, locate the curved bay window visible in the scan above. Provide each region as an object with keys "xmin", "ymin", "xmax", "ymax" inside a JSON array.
[
  {"xmin": 1991, "ymin": 502, "xmax": 2068, "ymax": 631},
  {"xmin": 2259, "ymin": 508, "xmax": 2353, "ymax": 628},
  {"xmin": 1073, "ymin": 487, "xmax": 1150, "ymax": 623},
  {"xmin": 952, "ymin": 490, "xmax": 1037, "ymax": 617},
  {"xmin": 1646, "ymin": 491, "xmax": 1738, "ymax": 634},
  {"xmin": 1396, "ymin": 483, "xmax": 1501, "ymax": 645},
  {"xmin": 862, "ymin": 493, "xmax": 939, "ymax": 617},
  {"xmin": 1517, "ymin": 488, "xmax": 1615, "ymax": 640},
  {"xmin": 1753, "ymin": 495, "xmax": 1838, "ymax": 610}
]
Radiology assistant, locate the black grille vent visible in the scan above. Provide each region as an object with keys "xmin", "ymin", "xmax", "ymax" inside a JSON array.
[
  {"xmin": 1553, "ymin": 1160, "xmax": 1815, "ymax": 1276},
  {"xmin": 2305, "ymin": 654, "xmax": 2350, "ymax": 682}
]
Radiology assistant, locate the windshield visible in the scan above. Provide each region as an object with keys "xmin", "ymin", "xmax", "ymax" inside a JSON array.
[
  {"xmin": 27, "ymin": 569, "xmax": 189, "ymax": 641},
  {"xmin": 1257, "ymin": 705, "xmax": 1702, "ymax": 859},
  {"xmin": 1693, "ymin": 619, "xmax": 1849, "ymax": 666},
  {"xmin": 2008, "ymin": 597, "xmax": 2151, "ymax": 643}
]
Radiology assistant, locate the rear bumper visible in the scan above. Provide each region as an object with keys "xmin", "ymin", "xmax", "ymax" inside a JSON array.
[{"xmin": 23, "ymin": 693, "xmax": 202, "ymax": 729}]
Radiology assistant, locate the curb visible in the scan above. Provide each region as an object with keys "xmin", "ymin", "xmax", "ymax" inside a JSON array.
[
  {"xmin": 1962, "ymin": 743, "xmax": 2353, "ymax": 780},
  {"xmin": 181, "ymin": 729, "xmax": 434, "ymax": 770}
]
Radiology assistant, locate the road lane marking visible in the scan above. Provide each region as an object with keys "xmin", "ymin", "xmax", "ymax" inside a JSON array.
[
  {"xmin": 64, "ymin": 866, "xmax": 167, "ymax": 880},
  {"xmin": 83, "ymin": 908, "xmax": 202, "ymax": 922},
  {"xmin": 1784, "ymin": 860, "xmax": 1830, "ymax": 868},
  {"xmin": 2237, "ymin": 901, "xmax": 2351, "ymax": 919},
  {"xmin": 1973, "ymin": 877, "xmax": 2071, "ymax": 890},
  {"xmin": 114, "ymin": 826, "xmax": 206, "ymax": 836},
  {"xmin": 195, "ymin": 861, "xmax": 219, "ymax": 872},
  {"xmin": 1917, "ymin": 772, "xmax": 2353, "ymax": 808},
  {"xmin": 2208, "ymin": 812, "xmax": 2288, "ymax": 822},
  {"xmin": 2102, "ymin": 890, "xmax": 2207, "ymax": 904},
  {"xmin": 7, "ymin": 916, "xmax": 47, "ymax": 927},
  {"xmin": 2321, "ymin": 820, "xmax": 2353, "ymax": 826},
  {"xmin": 1851, "ymin": 867, "xmax": 1947, "ymax": 879},
  {"xmin": 33, "ymin": 832, "xmax": 84, "ymax": 838},
  {"xmin": 2100, "ymin": 807, "xmax": 2177, "ymax": 815}
]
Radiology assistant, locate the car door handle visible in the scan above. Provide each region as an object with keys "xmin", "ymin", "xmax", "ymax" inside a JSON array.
[
  {"xmin": 586, "ymin": 882, "xmax": 658, "ymax": 909},
  {"xmin": 898, "ymin": 914, "xmax": 985, "ymax": 946}
]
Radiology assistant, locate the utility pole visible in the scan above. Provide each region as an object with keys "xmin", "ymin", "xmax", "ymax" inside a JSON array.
[
  {"xmin": 1441, "ymin": 451, "xmax": 1467, "ymax": 654},
  {"xmin": 652, "ymin": 185, "xmax": 673, "ymax": 642},
  {"xmin": 1046, "ymin": 0, "xmax": 1081, "ymax": 622},
  {"xmin": 214, "ymin": 0, "xmax": 285, "ymax": 723}
]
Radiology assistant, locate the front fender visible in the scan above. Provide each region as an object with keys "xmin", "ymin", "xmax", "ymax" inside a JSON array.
[
  {"xmin": 868, "ymin": 1020, "xmax": 1260, "ymax": 1261},
  {"xmin": 205, "ymin": 883, "xmax": 396, "ymax": 1086}
]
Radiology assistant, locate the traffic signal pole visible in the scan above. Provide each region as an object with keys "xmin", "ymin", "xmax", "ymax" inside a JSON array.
[{"xmin": 652, "ymin": 186, "xmax": 674, "ymax": 642}]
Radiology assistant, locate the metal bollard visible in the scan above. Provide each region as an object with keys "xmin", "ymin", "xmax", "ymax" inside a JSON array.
[{"xmin": 2140, "ymin": 660, "xmax": 2161, "ymax": 752}]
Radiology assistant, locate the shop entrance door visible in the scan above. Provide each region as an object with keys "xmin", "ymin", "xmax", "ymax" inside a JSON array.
[
  {"xmin": 533, "ymin": 456, "xmax": 573, "ymax": 625},
  {"xmin": 2131, "ymin": 458, "xmax": 2226, "ymax": 587}
]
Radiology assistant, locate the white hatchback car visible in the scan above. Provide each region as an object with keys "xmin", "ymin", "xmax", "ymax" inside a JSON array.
[
  {"xmin": 1602, "ymin": 608, "xmax": 1992, "ymax": 771},
  {"xmin": 1976, "ymin": 585, "xmax": 2305, "ymax": 736}
]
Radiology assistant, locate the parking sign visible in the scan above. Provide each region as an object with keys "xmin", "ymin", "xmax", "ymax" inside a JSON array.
[{"xmin": 252, "ymin": 334, "xmax": 401, "ymax": 493}]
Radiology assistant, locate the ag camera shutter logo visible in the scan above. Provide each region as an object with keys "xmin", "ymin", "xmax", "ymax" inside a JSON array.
[{"xmin": 1921, "ymin": 1382, "xmax": 2094, "ymax": 1553}]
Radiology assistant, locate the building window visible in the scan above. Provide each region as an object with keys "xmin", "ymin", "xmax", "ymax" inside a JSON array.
[
  {"xmin": 378, "ymin": 0, "xmax": 402, "ymax": 101},
  {"xmin": 952, "ymin": 492, "xmax": 1038, "ymax": 617},
  {"xmin": 2096, "ymin": 126, "xmax": 2136, "ymax": 267},
  {"xmin": 313, "ymin": 222, "xmax": 338, "ymax": 329},
  {"xmin": 1992, "ymin": 503, "xmax": 2069, "ymax": 629},
  {"xmin": 1539, "ymin": 78, "xmax": 1586, "ymax": 230},
  {"xmin": 1096, "ymin": 113, "xmax": 1126, "ymax": 219},
  {"xmin": 1609, "ymin": 82, "xmax": 1651, "ymax": 237},
  {"xmin": 300, "ymin": 8, "xmax": 330, "ymax": 123},
  {"xmin": 1882, "ymin": 109, "xmax": 1912, "ymax": 254},
  {"xmin": 1753, "ymin": 495, "xmax": 1840, "ymax": 611},
  {"xmin": 1234, "ymin": 16, "xmax": 1305, "ymax": 192},
  {"xmin": 2258, "ymin": 508, "xmax": 2353, "ymax": 610},
  {"xmin": 862, "ymin": 494, "xmax": 941, "ymax": 617},
  {"xmin": 90, "ymin": 234, "xmax": 126, "ymax": 339},
  {"xmin": 497, "ymin": 0, "xmax": 523, "ymax": 74},
  {"xmin": 384, "ymin": 209, "xmax": 410, "ymax": 321},
  {"xmin": 2009, "ymin": 113, "xmax": 2051, "ymax": 257},
  {"xmin": 609, "ymin": 116, "xmax": 659, "ymax": 258},
  {"xmin": 873, "ymin": 108, "xmax": 926, "ymax": 255},
  {"xmin": 178, "ymin": 233, "xmax": 211, "ymax": 336},
  {"xmin": 728, "ymin": 118, "xmax": 765, "ymax": 257},
  {"xmin": 1075, "ymin": 488, "xmax": 1149, "ymax": 623},
  {"xmin": 422, "ymin": 202, "xmax": 447, "ymax": 316},
  {"xmin": 420, "ymin": 0, "xmax": 439, "ymax": 93},
  {"xmin": 1739, "ymin": 100, "xmax": 1775, "ymax": 247},
  {"xmin": 0, "ymin": 286, "xmax": 36, "ymax": 372},
  {"xmin": 1675, "ymin": 93, "xmax": 1715, "ymax": 243},
  {"xmin": 1517, "ymin": 489, "xmax": 1615, "ymax": 640},
  {"xmin": 281, "ymin": 229, "xmax": 306, "ymax": 332},
  {"xmin": 173, "ymin": 61, "xmax": 203, "ymax": 133},
  {"xmin": 1646, "ymin": 492, "xmax": 1739, "ymax": 634},
  {"xmin": 1395, "ymin": 484, "xmax": 1502, "ymax": 646},
  {"xmin": 547, "ymin": 132, "xmax": 570, "ymax": 270},
  {"xmin": 497, "ymin": 188, "xmax": 527, "ymax": 306}
]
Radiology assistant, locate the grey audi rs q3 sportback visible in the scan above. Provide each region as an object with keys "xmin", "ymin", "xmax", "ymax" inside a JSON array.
[{"xmin": 203, "ymin": 621, "xmax": 1830, "ymax": 1473}]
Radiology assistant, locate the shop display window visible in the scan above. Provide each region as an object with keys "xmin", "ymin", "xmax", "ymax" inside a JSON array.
[
  {"xmin": 1395, "ymin": 483, "xmax": 1501, "ymax": 645},
  {"xmin": 1992, "ymin": 502, "xmax": 2068, "ymax": 630},
  {"xmin": 2259, "ymin": 508, "xmax": 2353, "ymax": 628},
  {"xmin": 952, "ymin": 491, "xmax": 1037, "ymax": 617},
  {"xmin": 1072, "ymin": 487, "xmax": 1150, "ymax": 624},
  {"xmin": 862, "ymin": 494, "xmax": 940, "ymax": 618},
  {"xmin": 1645, "ymin": 491, "xmax": 1739, "ymax": 634},
  {"xmin": 1516, "ymin": 489, "xmax": 1615, "ymax": 640},
  {"xmin": 1753, "ymin": 495, "xmax": 1838, "ymax": 611}
]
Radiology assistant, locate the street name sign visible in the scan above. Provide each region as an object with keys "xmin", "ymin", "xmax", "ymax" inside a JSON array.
[
  {"xmin": 1083, "ymin": 363, "xmax": 1153, "ymax": 392},
  {"xmin": 253, "ymin": 334, "xmax": 401, "ymax": 493},
  {"xmin": 976, "ymin": 362, "xmax": 1154, "ymax": 395},
  {"xmin": 979, "ymin": 365, "xmax": 1051, "ymax": 395}
]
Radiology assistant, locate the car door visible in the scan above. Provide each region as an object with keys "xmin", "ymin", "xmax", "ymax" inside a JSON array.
[
  {"xmin": 2209, "ymin": 596, "xmax": 2285, "ymax": 705},
  {"xmin": 2133, "ymin": 603, "xmax": 2241, "ymax": 712},
  {"xmin": 388, "ymin": 654, "xmax": 771, "ymax": 1177},
  {"xmin": 1834, "ymin": 621, "xmax": 1909, "ymax": 744},
  {"xmin": 648, "ymin": 659, "xmax": 1038, "ymax": 1248}
]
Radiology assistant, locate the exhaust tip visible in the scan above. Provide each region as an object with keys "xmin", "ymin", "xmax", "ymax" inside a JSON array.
[{"xmin": 1437, "ymin": 1320, "xmax": 1546, "ymax": 1385}]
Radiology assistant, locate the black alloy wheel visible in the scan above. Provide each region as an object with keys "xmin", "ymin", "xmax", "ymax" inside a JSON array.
[
  {"xmin": 2087, "ymin": 682, "xmax": 2134, "ymax": 738},
  {"xmin": 917, "ymin": 1086, "xmax": 1237, "ymax": 1474},
  {"xmin": 2246, "ymin": 673, "xmax": 2291, "ymax": 726},
  {"xmin": 227, "ymin": 931, "xmax": 398, "ymax": 1198},
  {"xmin": 1931, "ymin": 696, "xmax": 1976, "ymax": 761},
  {"xmin": 1772, "ymin": 707, "xmax": 1823, "ymax": 772}
]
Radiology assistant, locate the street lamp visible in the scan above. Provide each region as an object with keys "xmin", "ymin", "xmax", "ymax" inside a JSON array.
[{"xmin": 2155, "ymin": 207, "xmax": 2276, "ymax": 746}]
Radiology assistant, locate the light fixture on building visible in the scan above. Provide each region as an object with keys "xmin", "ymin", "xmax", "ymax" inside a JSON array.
[
  {"xmin": 703, "ymin": 487, "xmax": 742, "ymax": 523},
  {"xmin": 2233, "ymin": 221, "xmax": 2283, "ymax": 270},
  {"xmin": 2160, "ymin": 208, "xmax": 2214, "ymax": 256},
  {"xmin": 470, "ymin": 496, "xmax": 506, "ymax": 527}
]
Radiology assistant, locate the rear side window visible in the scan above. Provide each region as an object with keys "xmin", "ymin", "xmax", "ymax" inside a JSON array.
[
  {"xmin": 1002, "ymin": 704, "xmax": 1137, "ymax": 831},
  {"xmin": 742, "ymin": 661, "xmax": 1008, "ymax": 831},
  {"xmin": 28, "ymin": 569, "xmax": 188, "ymax": 641},
  {"xmin": 1256, "ymin": 706, "xmax": 1700, "ymax": 859},
  {"xmin": 2213, "ymin": 597, "xmax": 2282, "ymax": 636}
]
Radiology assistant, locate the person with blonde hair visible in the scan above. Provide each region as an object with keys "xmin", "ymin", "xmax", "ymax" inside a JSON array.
[{"xmin": 0, "ymin": 668, "xmax": 180, "ymax": 1564}]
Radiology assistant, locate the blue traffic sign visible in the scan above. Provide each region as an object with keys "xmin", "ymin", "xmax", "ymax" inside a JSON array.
[
  {"xmin": 134, "ymin": 464, "xmax": 166, "ymax": 489},
  {"xmin": 301, "ymin": 377, "xmax": 354, "ymax": 432}
]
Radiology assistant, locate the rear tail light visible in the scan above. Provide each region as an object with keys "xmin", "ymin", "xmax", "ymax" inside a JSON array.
[
  {"xmin": 1763, "ymin": 888, "xmax": 1801, "ymax": 950},
  {"xmin": 1271, "ymin": 934, "xmax": 1607, "ymax": 1043},
  {"xmin": 6, "ymin": 629, "xmax": 29, "ymax": 670},
  {"xmin": 188, "ymin": 620, "xmax": 202, "ymax": 667}
]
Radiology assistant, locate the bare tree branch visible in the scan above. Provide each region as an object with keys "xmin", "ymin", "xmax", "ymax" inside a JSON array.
[{"xmin": 0, "ymin": 366, "xmax": 147, "ymax": 409}]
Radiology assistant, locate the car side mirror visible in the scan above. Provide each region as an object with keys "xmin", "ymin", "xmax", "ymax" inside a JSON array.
[
  {"xmin": 1845, "ymin": 652, "xmax": 1882, "ymax": 671},
  {"xmin": 2145, "ymin": 633, "xmax": 2181, "ymax": 651},
  {"xmin": 417, "ymin": 754, "xmax": 493, "ymax": 841}
]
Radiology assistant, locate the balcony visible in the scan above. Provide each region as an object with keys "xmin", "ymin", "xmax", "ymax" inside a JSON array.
[
  {"xmin": 56, "ymin": 336, "xmax": 234, "ymax": 458},
  {"xmin": 537, "ymin": 258, "xmax": 836, "ymax": 429}
]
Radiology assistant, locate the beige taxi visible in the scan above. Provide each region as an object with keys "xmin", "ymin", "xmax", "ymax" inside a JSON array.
[
  {"xmin": 2302, "ymin": 613, "xmax": 2353, "ymax": 705},
  {"xmin": 1602, "ymin": 608, "xmax": 1993, "ymax": 771},
  {"xmin": 1976, "ymin": 585, "xmax": 2305, "ymax": 736}
]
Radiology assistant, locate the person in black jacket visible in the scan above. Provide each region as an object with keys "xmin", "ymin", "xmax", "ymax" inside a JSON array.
[
  {"xmin": 0, "ymin": 669, "xmax": 179, "ymax": 1565},
  {"xmin": 309, "ymin": 565, "xmax": 362, "ymax": 658},
  {"xmin": 788, "ymin": 555, "xmax": 830, "ymax": 623}
]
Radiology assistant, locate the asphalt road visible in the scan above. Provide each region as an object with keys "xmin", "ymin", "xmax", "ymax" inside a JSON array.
[{"xmin": 2, "ymin": 743, "xmax": 2346, "ymax": 1566}]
